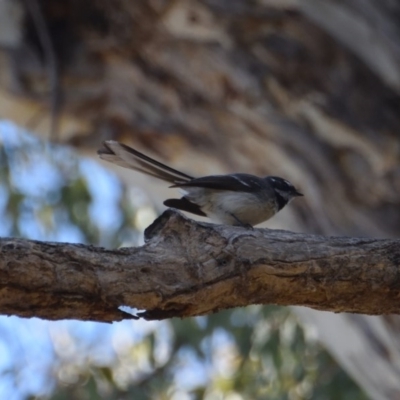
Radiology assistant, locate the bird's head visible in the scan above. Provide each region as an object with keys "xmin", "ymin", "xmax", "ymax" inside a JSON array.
[{"xmin": 265, "ymin": 176, "xmax": 303, "ymax": 210}]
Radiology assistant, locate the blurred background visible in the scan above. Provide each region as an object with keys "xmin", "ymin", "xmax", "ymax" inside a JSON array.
[{"xmin": 0, "ymin": 0, "xmax": 400, "ymax": 399}]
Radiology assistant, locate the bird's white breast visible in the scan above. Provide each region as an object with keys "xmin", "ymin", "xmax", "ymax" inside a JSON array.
[{"xmin": 183, "ymin": 188, "xmax": 277, "ymax": 226}]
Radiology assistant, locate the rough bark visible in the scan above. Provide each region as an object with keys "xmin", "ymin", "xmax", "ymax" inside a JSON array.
[{"xmin": 1, "ymin": 209, "xmax": 399, "ymax": 322}]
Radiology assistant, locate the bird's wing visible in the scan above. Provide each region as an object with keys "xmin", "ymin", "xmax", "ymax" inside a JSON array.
[
  {"xmin": 98, "ymin": 140, "xmax": 194, "ymax": 183},
  {"xmin": 171, "ymin": 174, "xmax": 263, "ymax": 192}
]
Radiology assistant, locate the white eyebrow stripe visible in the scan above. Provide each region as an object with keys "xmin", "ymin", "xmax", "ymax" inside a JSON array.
[
  {"xmin": 232, "ymin": 175, "xmax": 251, "ymax": 187},
  {"xmin": 283, "ymin": 179, "xmax": 294, "ymax": 188}
]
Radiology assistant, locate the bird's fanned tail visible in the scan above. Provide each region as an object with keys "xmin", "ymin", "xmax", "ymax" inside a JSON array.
[{"xmin": 98, "ymin": 140, "xmax": 194, "ymax": 184}]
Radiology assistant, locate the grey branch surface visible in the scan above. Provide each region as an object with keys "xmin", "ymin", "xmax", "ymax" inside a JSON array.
[{"xmin": 1, "ymin": 210, "xmax": 399, "ymax": 322}]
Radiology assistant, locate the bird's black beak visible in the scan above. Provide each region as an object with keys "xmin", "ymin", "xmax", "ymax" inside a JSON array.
[{"xmin": 295, "ymin": 191, "xmax": 304, "ymax": 197}]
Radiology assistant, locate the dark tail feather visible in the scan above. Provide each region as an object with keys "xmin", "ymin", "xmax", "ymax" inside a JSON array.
[
  {"xmin": 163, "ymin": 197, "xmax": 206, "ymax": 217},
  {"xmin": 98, "ymin": 141, "xmax": 193, "ymax": 184}
]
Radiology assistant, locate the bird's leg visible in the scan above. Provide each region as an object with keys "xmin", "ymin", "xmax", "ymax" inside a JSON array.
[{"xmin": 230, "ymin": 213, "xmax": 254, "ymax": 229}]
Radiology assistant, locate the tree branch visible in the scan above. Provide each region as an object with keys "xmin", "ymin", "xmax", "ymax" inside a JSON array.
[{"xmin": 1, "ymin": 209, "xmax": 399, "ymax": 322}]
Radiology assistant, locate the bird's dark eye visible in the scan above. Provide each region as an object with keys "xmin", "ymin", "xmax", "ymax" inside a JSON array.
[
  {"xmin": 283, "ymin": 179, "xmax": 292, "ymax": 187},
  {"xmin": 269, "ymin": 176, "xmax": 293, "ymax": 190},
  {"xmin": 267, "ymin": 176, "xmax": 299, "ymax": 195}
]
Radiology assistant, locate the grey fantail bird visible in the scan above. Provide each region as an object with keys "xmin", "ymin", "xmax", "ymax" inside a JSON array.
[{"xmin": 98, "ymin": 141, "xmax": 303, "ymax": 227}]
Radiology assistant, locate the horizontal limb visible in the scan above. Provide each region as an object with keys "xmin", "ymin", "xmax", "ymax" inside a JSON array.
[{"xmin": 0, "ymin": 209, "xmax": 399, "ymax": 322}]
